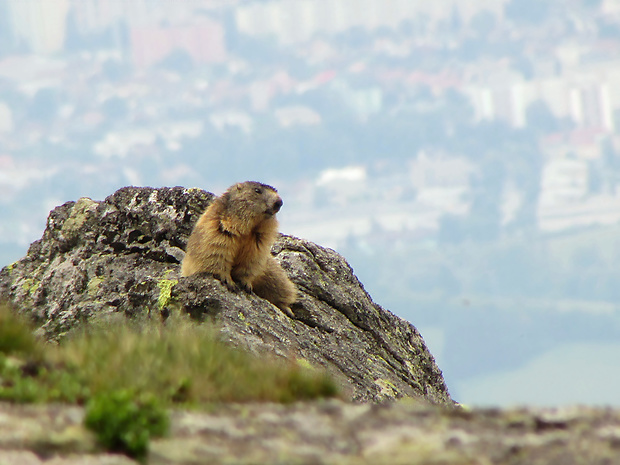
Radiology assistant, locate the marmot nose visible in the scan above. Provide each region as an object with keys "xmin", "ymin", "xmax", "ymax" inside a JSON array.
[{"xmin": 273, "ymin": 198, "xmax": 283, "ymax": 212}]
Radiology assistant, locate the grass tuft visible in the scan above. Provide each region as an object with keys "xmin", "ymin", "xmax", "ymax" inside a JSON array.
[
  {"xmin": 0, "ymin": 304, "xmax": 42, "ymax": 357},
  {"xmin": 0, "ymin": 304, "xmax": 340, "ymax": 458},
  {"xmin": 0, "ymin": 305, "xmax": 339, "ymax": 406}
]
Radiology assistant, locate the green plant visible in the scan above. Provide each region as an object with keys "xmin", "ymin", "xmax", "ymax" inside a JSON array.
[
  {"xmin": 283, "ymin": 365, "xmax": 340, "ymax": 402},
  {"xmin": 84, "ymin": 390, "xmax": 169, "ymax": 461},
  {"xmin": 0, "ymin": 307, "xmax": 340, "ymax": 408},
  {"xmin": 0, "ymin": 305, "xmax": 41, "ymax": 356},
  {"xmin": 57, "ymin": 315, "xmax": 340, "ymax": 405}
]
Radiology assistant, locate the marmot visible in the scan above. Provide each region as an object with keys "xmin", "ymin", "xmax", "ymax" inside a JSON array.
[{"xmin": 181, "ymin": 181, "xmax": 297, "ymax": 317}]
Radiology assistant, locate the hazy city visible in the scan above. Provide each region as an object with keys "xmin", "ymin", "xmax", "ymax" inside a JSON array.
[{"xmin": 2, "ymin": 0, "xmax": 620, "ymax": 406}]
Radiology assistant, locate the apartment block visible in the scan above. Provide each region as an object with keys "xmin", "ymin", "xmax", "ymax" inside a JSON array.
[{"xmin": 5, "ymin": 0, "xmax": 70, "ymax": 54}]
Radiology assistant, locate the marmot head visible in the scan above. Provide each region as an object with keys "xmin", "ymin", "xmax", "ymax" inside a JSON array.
[{"xmin": 222, "ymin": 181, "xmax": 283, "ymax": 224}]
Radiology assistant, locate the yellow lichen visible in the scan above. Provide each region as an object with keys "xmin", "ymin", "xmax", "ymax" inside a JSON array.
[
  {"xmin": 296, "ymin": 358, "xmax": 314, "ymax": 370},
  {"xmin": 21, "ymin": 278, "xmax": 39, "ymax": 295},
  {"xmin": 375, "ymin": 378, "xmax": 398, "ymax": 398},
  {"xmin": 87, "ymin": 277, "xmax": 105, "ymax": 297},
  {"xmin": 61, "ymin": 197, "xmax": 97, "ymax": 239},
  {"xmin": 157, "ymin": 277, "xmax": 178, "ymax": 310}
]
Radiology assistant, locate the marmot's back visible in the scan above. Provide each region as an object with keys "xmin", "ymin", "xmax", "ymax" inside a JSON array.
[{"xmin": 181, "ymin": 182, "xmax": 296, "ymax": 316}]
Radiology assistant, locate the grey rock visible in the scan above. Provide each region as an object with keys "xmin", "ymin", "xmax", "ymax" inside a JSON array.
[
  {"xmin": 1, "ymin": 401, "xmax": 620, "ymax": 465},
  {"xmin": 0, "ymin": 186, "xmax": 450, "ymax": 404},
  {"xmin": 149, "ymin": 401, "xmax": 620, "ymax": 465},
  {"xmin": 0, "ymin": 402, "xmax": 134, "ymax": 465}
]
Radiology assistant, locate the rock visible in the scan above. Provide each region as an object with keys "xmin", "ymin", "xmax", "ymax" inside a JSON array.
[
  {"xmin": 0, "ymin": 402, "xmax": 133, "ymax": 464},
  {"xmin": 152, "ymin": 402, "xmax": 620, "ymax": 465},
  {"xmin": 0, "ymin": 401, "xmax": 619, "ymax": 465},
  {"xmin": 0, "ymin": 186, "xmax": 451, "ymax": 404}
]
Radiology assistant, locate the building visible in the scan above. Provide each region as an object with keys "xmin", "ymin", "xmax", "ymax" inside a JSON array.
[
  {"xmin": 539, "ymin": 157, "xmax": 590, "ymax": 208},
  {"xmin": 603, "ymin": 0, "xmax": 620, "ymax": 14},
  {"xmin": 70, "ymin": 0, "xmax": 151, "ymax": 33},
  {"xmin": 0, "ymin": 0, "xmax": 13, "ymax": 53},
  {"xmin": 464, "ymin": 82, "xmax": 531, "ymax": 128},
  {"xmin": 540, "ymin": 129, "xmax": 607, "ymax": 161},
  {"xmin": 5, "ymin": 0, "xmax": 70, "ymax": 54},
  {"xmin": 235, "ymin": 0, "xmax": 508, "ymax": 45},
  {"xmin": 409, "ymin": 150, "xmax": 475, "ymax": 214},
  {"xmin": 130, "ymin": 18, "xmax": 226, "ymax": 68},
  {"xmin": 465, "ymin": 69, "xmax": 620, "ymax": 132}
]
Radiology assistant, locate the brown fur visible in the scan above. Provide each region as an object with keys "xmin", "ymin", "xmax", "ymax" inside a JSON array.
[{"xmin": 181, "ymin": 181, "xmax": 296, "ymax": 317}]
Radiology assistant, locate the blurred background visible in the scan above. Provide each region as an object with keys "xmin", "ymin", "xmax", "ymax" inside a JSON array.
[{"xmin": 2, "ymin": 0, "xmax": 620, "ymax": 407}]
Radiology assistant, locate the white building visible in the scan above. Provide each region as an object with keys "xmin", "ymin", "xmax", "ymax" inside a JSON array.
[
  {"xmin": 603, "ymin": 0, "xmax": 620, "ymax": 14},
  {"xmin": 465, "ymin": 69, "xmax": 620, "ymax": 131},
  {"xmin": 235, "ymin": 0, "xmax": 508, "ymax": 45},
  {"xmin": 539, "ymin": 158, "xmax": 589, "ymax": 208},
  {"xmin": 6, "ymin": 0, "xmax": 70, "ymax": 54},
  {"xmin": 409, "ymin": 151, "xmax": 475, "ymax": 214}
]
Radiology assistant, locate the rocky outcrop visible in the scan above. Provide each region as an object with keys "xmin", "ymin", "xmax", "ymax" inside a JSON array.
[
  {"xmin": 0, "ymin": 186, "xmax": 450, "ymax": 404},
  {"xmin": 1, "ymin": 400, "xmax": 620, "ymax": 465}
]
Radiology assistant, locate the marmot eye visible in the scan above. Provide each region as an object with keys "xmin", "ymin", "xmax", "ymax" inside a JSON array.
[{"xmin": 254, "ymin": 188, "xmax": 262, "ymax": 194}]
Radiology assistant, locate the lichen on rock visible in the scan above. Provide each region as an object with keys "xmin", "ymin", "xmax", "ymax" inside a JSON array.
[{"xmin": 0, "ymin": 186, "xmax": 452, "ymax": 404}]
